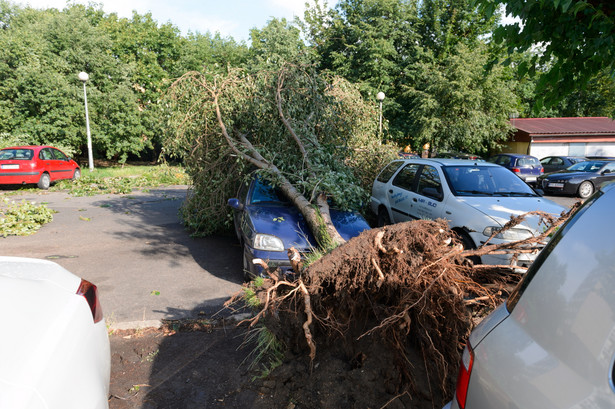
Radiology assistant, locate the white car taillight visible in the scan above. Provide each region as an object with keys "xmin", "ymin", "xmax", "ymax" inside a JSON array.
[
  {"xmin": 77, "ymin": 279, "xmax": 103, "ymax": 323},
  {"xmin": 455, "ymin": 342, "xmax": 474, "ymax": 409}
]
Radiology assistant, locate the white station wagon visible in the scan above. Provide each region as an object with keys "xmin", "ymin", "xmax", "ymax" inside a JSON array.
[{"xmin": 370, "ymin": 158, "xmax": 565, "ymax": 268}]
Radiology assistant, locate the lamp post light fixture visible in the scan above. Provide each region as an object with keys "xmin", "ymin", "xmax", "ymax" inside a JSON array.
[
  {"xmin": 376, "ymin": 91, "xmax": 385, "ymax": 136},
  {"xmin": 78, "ymin": 71, "xmax": 94, "ymax": 172}
]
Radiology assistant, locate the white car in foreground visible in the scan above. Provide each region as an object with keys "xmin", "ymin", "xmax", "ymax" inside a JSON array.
[
  {"xmin": 444, "ymin": 181, "xmax": 615, "ymax": 408},
  {"xmin": 0, "ymin": 257, "xmax": 110, "ymax": 409},
  {"xmin": 370, "ymin": 158, "xmax": 565, "ymax": 269}
]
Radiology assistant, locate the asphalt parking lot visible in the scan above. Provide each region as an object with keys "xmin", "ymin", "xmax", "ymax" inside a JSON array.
[
  {"xmin": 1, "ymin": 186, "xmax": 244, "ymax": 329},
  {"xmin": 1, "ymin": 186, "xmax": 578, "ymax": 330}
]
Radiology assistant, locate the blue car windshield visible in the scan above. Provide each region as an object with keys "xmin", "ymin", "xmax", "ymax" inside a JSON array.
[
  {"xmin": 568, "ymin": 161, "xmax": 607, "ymax": 172},
  {"xmin": 443, "ymin": 165, "xmax": 537, "ymax": 197},
  {"xmin": 250, "ymin": 179, "xmax": 291, "ymax": 205}
]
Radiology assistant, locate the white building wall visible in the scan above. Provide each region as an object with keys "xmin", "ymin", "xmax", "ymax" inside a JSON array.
[
  {"xmin": 585, "ymin": 143, "xmax": 615, "ymax": 157},
  {"xmin": 530, "ymin": 143, "xmax": 569, "ymax": 159},
  {"xmin": 530, "ymin": 142, "xmax": 615, "ymax": 158}
]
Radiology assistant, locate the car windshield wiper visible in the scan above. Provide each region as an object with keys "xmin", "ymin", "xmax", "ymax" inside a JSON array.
[
  {"xmin": 493, "ymin": 191, "xmax": 537, "ymax": 197},
  {"xmin": 455, "ymin": 189, "xmax": 493, "ymax": 196}
]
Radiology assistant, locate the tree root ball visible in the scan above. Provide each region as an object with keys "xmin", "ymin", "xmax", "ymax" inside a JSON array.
[{"xmin": 250, "ymin": 219, "xmax": 521, "ymax": 407}]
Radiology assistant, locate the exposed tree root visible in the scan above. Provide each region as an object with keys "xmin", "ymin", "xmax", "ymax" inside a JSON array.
[{"xmin": 230, "ymin": 206, "xmax": 577, "ymax": 407}]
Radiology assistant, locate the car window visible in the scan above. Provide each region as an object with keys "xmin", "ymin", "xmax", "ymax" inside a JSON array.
[
  {"xmin": 569, "ymin": 161, "xmax": 607, "ymax": 172},
  {"xmin": 540, "ymin": 157, "xmax": 552, "ymax": 165},
  {"xmin": 417, "ymin": 165, "xmax": 443, "ymax": 200},
  {"xmin": 51, "ymin": 149, "xmax": 68, "ymax": 161},
  {"xmin": 250, "ymin": 178, "xmax": 289, "ymax": 205},
  {"xmin": 443, "ymin": 165, "xmax": 535, "ymax": 196},
  {"xmin": 0, "ymin": 149, "xmax": 33, "ymax": 160},
  {"xmin": 392, "ymin": 163, "xmax": 420, "ymax": 191},
  {"xmin": 517, "ymin": 157, "xmax": 540, "ymax": 167},
  {"xmin": 551, "ymin": 157, "xmax": 563, "ymax": 166},
  {"xmin": 39, "ymin": 148, "xmax": 53, "ymax": 160},
  {"xmin": 495, "ymin": 156, "xmax": 510, "ymax": 166},
  {"xmin": 376, "ymin": 161, "xmax": 404, "ymax": 183},
  {"xmin": 603, "ymin": 162, "xmax": 615, "ymax": 173}
]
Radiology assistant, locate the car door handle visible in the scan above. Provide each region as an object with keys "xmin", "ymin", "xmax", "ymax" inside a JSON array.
[{"xmin": 413, "ymin": 198, "xmax": 418, "ymax": 202}]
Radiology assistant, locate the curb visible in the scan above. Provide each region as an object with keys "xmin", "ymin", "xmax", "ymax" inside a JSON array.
[{"xmin": 107, "ymin": 312, "xmax": 253, "ymax": 332}]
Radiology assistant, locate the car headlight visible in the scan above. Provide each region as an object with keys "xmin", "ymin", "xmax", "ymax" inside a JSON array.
[
  {"xmin": 483, "ymin": 226, "xmax": 534, "ymax": 241},
  {"xmin": 253, "ymin": 234, "xmax": 285, "ymax": 251}
]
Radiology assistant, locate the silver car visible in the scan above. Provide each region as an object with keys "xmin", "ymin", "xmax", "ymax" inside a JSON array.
[
  {"xmin": 370, "ymin": 158, "xmax": 564, "ymax": 269},
  {"xmin": 444, "ymin": 182, "xmax": 615, "ymax": 409}
]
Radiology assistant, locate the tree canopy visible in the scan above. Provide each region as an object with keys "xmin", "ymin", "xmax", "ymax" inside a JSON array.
[{"xmin": 163, "ymin": 63, "xmax": 397, "ymax": 238}]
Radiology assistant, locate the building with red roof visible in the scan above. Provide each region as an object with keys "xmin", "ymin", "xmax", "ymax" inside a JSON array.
[{"xmin": 505, "ymin": 117, "xmax": 615, "ymax": 159}]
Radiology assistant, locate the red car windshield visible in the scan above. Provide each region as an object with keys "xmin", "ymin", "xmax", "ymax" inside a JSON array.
[{"xmin": 0, "ymin": 149, "xmax": 34, "ymax": 160}]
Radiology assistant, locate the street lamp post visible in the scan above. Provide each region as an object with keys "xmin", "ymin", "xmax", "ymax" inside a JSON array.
[
  {"xmin": 376, "ymin": 91, "xmax": 385, "ymax": 136},
  {"xmin": 78, "ymin": 71, "xmax": 94, "ymax": 172}
]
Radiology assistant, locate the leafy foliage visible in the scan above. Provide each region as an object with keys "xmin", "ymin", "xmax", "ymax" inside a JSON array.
[
  {"xmin": 304, "ymin": 0, "xmax": 514, "ymax": 152},
  {"xmin": 477, "ymin": 0, "xmax": 615, "ymax": 114},
  {"xmin": 0, "ymin": 198, "xmax": 54, "ymax": 237},
  {"xmin": 164, "ymin": 64, "xmax": 394, "ymax": 236},
  {"xmin": 404, "ymin": 42, "xmax": 517, "ymax": 154},
  {"xmin": 0, "ymin": 2, "xmax": 248, "ymax": 163}
]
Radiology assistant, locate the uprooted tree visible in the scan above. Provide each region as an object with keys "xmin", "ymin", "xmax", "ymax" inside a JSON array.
[
  {"xmin": 162, "ymin": 63, "xmax": 398, "ymax": 239},
  {"xmin": 163, "ymin": 61, "xmax": 577, "ymax": 407}
]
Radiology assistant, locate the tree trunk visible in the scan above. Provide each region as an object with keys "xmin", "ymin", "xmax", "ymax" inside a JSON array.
[{"xmin": 276, "ymin": 178, "xmax": 346, "ymax": 249}]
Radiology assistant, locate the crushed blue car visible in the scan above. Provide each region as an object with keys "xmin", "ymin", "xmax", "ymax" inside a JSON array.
[{"xmin": 228, "ymin": 176, "xmax": 370, "ymax": 281}]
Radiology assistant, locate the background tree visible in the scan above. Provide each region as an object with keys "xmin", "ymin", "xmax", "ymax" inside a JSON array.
[
  {"xmin": 304, "ymin": 0, "xmax": 513, "ymax": 152},
  {"xmin": 0, "ymin": 3, "xmax": 151, "ymax": 162},
  {"xmin": 404, "ymin": 42, "xmax": 516, "ymax": 154},
  {"xmin": 477, "ymin": 0, "xmax": 615, "ymax": 114},
  {"xmin": 247, "ymin": 18, "xmax": 311, "ymax": 69}
]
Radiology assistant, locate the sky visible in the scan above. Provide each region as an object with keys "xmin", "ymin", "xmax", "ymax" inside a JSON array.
[{"xmin": 10, "ymin": 0, "xmax": 328, "ymax": 43}]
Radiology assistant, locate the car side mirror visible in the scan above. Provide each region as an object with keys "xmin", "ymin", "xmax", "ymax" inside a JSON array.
[
  {"xmin": 602, "ymin": 169, "xmax": 611, "ymax": 174},
  {"xmin": 227, "ymin": 198, "xmax": 244, "ymax": 210}
]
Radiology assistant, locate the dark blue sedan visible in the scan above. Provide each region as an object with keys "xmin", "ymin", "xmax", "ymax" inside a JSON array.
[
  {"xmin": 228, "ymin": 176, "xmax": 370, "ymax": 280},
  {"xmin": 488, "ymin": 153, "xmax": 543, "ymax": 184},
  {"xmin": 537, "ymin": 160, "xmax": 615, "ymax": 198}
]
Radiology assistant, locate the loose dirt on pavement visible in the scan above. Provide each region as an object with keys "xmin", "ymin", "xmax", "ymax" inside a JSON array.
[{"xmin": 109, "ymin": 319, "xmax": 439, "ymax": 409}]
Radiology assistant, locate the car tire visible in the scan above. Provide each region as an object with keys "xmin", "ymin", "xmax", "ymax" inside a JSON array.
[
  {"xmin": 577, "ymin": 181, "xmax": 594, "ymax": 199},
  {"xmin": 73, "ymin": 168, "xmax": 81, "ymax": 180},
  {"xmin": 37, "ymin": 173, "xmax": 51, "ymax": 190},
  {"xmin": 457, "ymin": 232, "xmax": 481, "ymax": 265},
  {"xmin": 377, "ymin": 208, "xmax": 391, "ymax": 227},
  {"xmin": 242, "ymin": 252, "xmax": 253, "ymax": 282}
]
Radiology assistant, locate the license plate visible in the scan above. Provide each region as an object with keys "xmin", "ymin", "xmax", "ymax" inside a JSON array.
[
  {"xmin": 1, "ymin": 164, "xmax": 18, "ymax": 169},
  {"xmin": 525, "ymin": 176, "xmax": 537, "ymax": 182},
  {"xmin": 548, "ymin": 183, "xmax": 564, "ymax": 188}
]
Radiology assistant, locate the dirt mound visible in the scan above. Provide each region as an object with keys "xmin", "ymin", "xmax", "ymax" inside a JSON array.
[{"xmin": 237, "ymin": 219, "xmax": 529, "ymax": 408}]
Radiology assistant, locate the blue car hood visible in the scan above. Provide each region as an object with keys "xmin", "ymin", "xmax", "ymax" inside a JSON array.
[{"xmin": 246, "ymin": 204, "xmax": 370, "ymax": 250}]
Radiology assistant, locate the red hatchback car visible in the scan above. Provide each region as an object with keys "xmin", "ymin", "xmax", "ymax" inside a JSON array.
[{"xmin": 0, "ymin": 146, "xmax": 81, "ymax": 189}]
